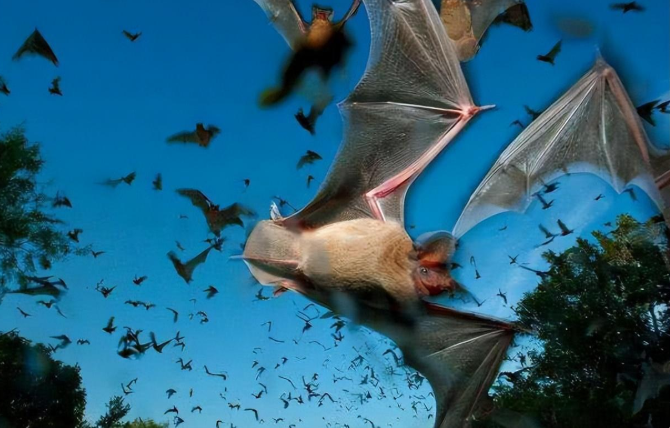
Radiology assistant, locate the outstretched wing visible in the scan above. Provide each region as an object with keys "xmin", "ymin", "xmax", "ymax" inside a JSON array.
[
  {"xmin": 167, "ymin": 131, "xmax": 198, "ymax": 144},
  {"xmin": 283, "ymin": 0, "xmax": 481, "ymax": 229},
  {"xmin": 453, "ymin": 58, "xmax": 664, "ymax": 238},
  {"xmin": 13, "ymin": 29, "xmax": 59, "ymax": 66},
  {"xmin": 176, "ymin": 188, "xmax": 213, "ymax": 213},
  {"xmin": 253, "ymin": 0, "xmax": 308, "ymax": 50},
  {"xmin": 438, "ymin": 0, "xmax": 531, "ymax": 62}
]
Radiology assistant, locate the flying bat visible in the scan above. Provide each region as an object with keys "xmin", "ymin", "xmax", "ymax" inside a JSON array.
[
  {"xmin": 48, "ymin": 77, "xmax": 62, "ymax": 95},
  {"xmin": 13, "ymin": 29, "xmax": 59, "ymax": 66},
  {"xmin": 242, "ymin": 1, "xmax": 511, "ymax": 427},
  {"xmin": 102, "ymin": 172, "xmax": 136, "ymax": 187},
  {"xmin": 636, "ymin": 100, "xmax": 660, "ymax": 126},
  {"xmin": 254, "ymin": 0, "xmax": 361, "ymax": 106},
  {"xmin": 537, "ymin": 40, "xmax": 562, "ymax": 65},
  {"xmin": 0, "ymin": 77, "xmax": 9, "ymax": 95},
  {"xmin": 438, "ymin": 0, "xmax": 532, "ymax": 61},
  {"xmin": 176, "ymin": 188, "xmax": 255, "ymax": 236},
  {"xmin": 52, "ymin": 192, "xmax": 72, "ymax": 208},
  {"xmin": 67, "ymin": 228, "xmax": 83, "ymax": 242},
  {"xmin": 453, "ymin": 57, "xmax": 666, "ymax": 239},
  {"xmin": 153, "ymin": 173, "xmax": 163, "ymax": 190},
  {"xmin": 167, "ymin": 124, "xmax": 220, "ymax": 148},
  {"xmin": 167, "ymin": 245, "xmax": 214, "ymax": 284},
  {"xmin": 123, "ymin": 30, "xmax": 142, "ymax": 42},
  {"xmin": 610, "ymin": 2, "xmax": 644, "ymax": 13},
  {"xmin": 295, "ymin": 96, "xmax": 331, "ymax": 135},
  {"xmin": 296, "ymin": 150, "xmax": 322, "ymax": 169}
]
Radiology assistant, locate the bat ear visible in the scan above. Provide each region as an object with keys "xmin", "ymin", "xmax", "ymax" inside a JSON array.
[{"xmin": 415, "ymin": 231, "xmax": 457, "ymax": 265}]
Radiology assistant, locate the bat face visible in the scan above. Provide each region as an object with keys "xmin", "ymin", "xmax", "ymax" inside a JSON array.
[
  {"xmin": 412, "ymin": 231, "xmax": 460, "ymax": 296},
  {"xmin": 312, "ymin": 6, "xmax": 334, "ymax": 22}
]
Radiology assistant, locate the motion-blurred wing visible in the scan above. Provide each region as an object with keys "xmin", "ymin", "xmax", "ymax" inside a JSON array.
[
  {"xmin": 253, "ymin": 0, "xmax": 308, "ymax": 50},
  {"xmin": 439, "ymin": 0, "xmax": 531, "ymax": 62},
  {"xmin": 284, "ymin": 0, "xmax": 480, "ymax": 229},
  {"xmin": 453, "ymin": 58, "xmax": 664, "ymax": 238},
  {"xmin": 167, "ymin": 131, "xmax": 198, "ymax": 144},
  {"xmin": 212, "ymin": 203, "xmax": 256, "ymax": 230},
  {"xmin": 176, "ymin": 188, "xmax": 212, "ymax": 212},
  {"xmin": 406, "ymin": 304, "xmax": 515, "ymax": 428},
  {"xmin": 184, "ymin": 246, "xmax": 214, "ymax": 280},
  {"xmin": 13, "ymin": 29, "xmax": 59, "ymax": 66}
]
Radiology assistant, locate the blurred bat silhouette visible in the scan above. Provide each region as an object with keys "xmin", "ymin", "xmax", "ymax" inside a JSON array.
[
  {"xmin": 610, "ymin": 2, "xmax": 644, "ymax": 13},
  {"xmin": 102, "ymin": 172, "xmax": 136, "ymax": 187},
  {"xmin": 122, "ymin": 30, "xmax": 142, "ymax": 42},
  {"xmin": 168, "ymin": 245, "xmax": 214, "ymax": 284},
  {"xmin": 0, "ymin": 77, "xmax": 9, "ymax": 95},
  {"xmin": 49, "ymin": 77, "xmax": 62, "ymax": 95},
  {"xmin": 453, "ymin": 57, "xmax": 666, "ymax": 238},
  {"xmin": 438, "ymin": 0, "xmax": 532, "ymax": 61},
  {"xmin": 636, "ymin": 100, "xmax": 659, "ymax": 126},
  {"xmin": 167, "ymin": 124, "xmax": 220, "ymax": 148},
  {"xmin": 296, "ymin": 150, "xmax": 322, "ymax": 169},
  {"xmin": 254, "ymin": 0, "xmax": 361, "ymax": 106},
  {"xmin": 13, "ymin": 29, "xmax": 59, "ymax": 66},
  {"xmin": 152, "ymin": 173, "xmax": 163, "ymax": 190},
  {"xmin": 176, "ymin": 188, "xmax": 256, "ymax": 236},
  {"xmin": 243, "ymin": 1, "xmax": 511, "ymax": 427},
  {"xmin": 536, "ymin": 40, "xmax": 562, "ymax": 65}
]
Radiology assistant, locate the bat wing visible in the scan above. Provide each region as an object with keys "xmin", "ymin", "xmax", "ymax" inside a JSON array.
[
  {"xmin": 283, "ymin": 0, "xmax": 481, "ymax": 229},
  {"xmin": 13, "ymin": 29, "xmax": 58, "ymax": 66},
  {"xmin": 453, "ymin": 58, "xmax": 664, "ymax": 238},
  {"xmin": 167, "ymin": 131, "xmax": 198, "ymax": 144},
  {"xmin": 176, "ymin": 188, "xmax": 213, "ymax": 213},
  {"xmin": 184, "ymin": 246, "xmax": 213, "ymax": 280},
  {"xmin": 253, "ymin": 0, "xmax": 308, "ymax": 50}
]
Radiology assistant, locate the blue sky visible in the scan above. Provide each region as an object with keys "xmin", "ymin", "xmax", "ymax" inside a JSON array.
[{"xmin": 0, "ymin": 0, "xmax": 668, "ymax": 426}]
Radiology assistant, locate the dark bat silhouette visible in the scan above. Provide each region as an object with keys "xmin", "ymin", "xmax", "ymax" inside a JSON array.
[
  {"xmin": 657, "ymin": 100, "xmax": 669, "ymax": 113},
  {"xmin": 306, "ymin": 175, "xmax": 315, "ymax": 187},
  {"xmin": 537, "ymin": 40, "xmax": 562, "ymax": 65},
  {"xmin": 203, "ymin": 285, "xmax": 219, "ymax": 299},
  {"xmin": 122, "ymin": 30, "xmax": 142, "ymax": 42},
  {"xmin": 52, "ymin": 192, "xmax": 72, "ymax": 208},
  {"xmin": 67, "ymin": 228, "xmax": 83, "ymax": 242},
  {"xmin": 254, "ymin": 0, "xmax": 361, "ymax": 106},
  {"xmin": 152, "ymin": 173, "xmax": 162, "ymax": 190},
  {"xmin": 296, "ymin": 150, "xmax": 322, "ymax": 169},
  {"xmin": 523, "ymin": 105, "xmax": 541, "ymax": 120},
  {"xmin": 610, "ymin": 2, "xmax": 644, "ymax": 13},
  {"xmin": 17, "ymin": 307, "xmax": 31, "ymax": 318},
  {"xmin": 242, "ymin": 2, "xmax": 515, "ymax": 427},
  {"xmin": 0, "ymin": 76, "xmax": 9, "ymax": 95},
  {"xmin": 102, "ymin": 317, "xmax": 116, "ymax": 334},
  {"xmin": 636, "ymin": 100, "xmax": 659, "ymax": 126},
  {"xmin": 13, "ymin": 29, "xmax": 59, "ymax": 66},
  {"xmin": 438, "ymin": 0, "xmax": 532, "ymax": 61},
  {"xmin": 48, "ymin": 76, "xmax": 62, "ymax": 95},
  {"xmin": 295, "ymin": 98, "xmax": 330, "ymax": 135},
  {"xmin": 509, "ymin": 119, "xmax": 524, "ymax": 129},
  {"xmin": 132, "ymin": 275, "xmax": 148, "ymax": 285},
  {"xmin": 167, "ymin": 308, "xmax": 179, "ymax": 323},
  {"xmin": 167, "ymin": 124, "xmax": 220, "ymax": 148},
  {"xmin": 204, "ymin": 365, "xmax": 228, "ymax": 380},
  {"xmin": 102, "ymin": 172, "xmax": 136, "ymax": 187},
  {"xmin": 167, "ymin": 245, "xmax": 214, "ymax": 284},
  {"xmin": 557, "ymin": 218, "xmax": 574, "ymax": 236},
  {"xmin": 176, "ymin": 188, "xmax": 255, "ymax": 236}
]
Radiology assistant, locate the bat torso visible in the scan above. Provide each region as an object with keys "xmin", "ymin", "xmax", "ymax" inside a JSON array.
[
  {"xmin": 305, "ymin": 19, "xmax": 336, "ymax": 49},
  {"xmin": 244, "ymin": 218, "xmax": 419, "ymax": 307}
]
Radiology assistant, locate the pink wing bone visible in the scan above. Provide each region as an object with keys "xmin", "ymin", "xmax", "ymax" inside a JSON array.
[{"xmin": 365, "ymin": 103, "xmax": 494, "ymax": 221}]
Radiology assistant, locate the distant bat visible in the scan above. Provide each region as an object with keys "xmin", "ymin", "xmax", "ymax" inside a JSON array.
[
  {"xmin": 49, "ymin": 77, "xmax": 62, "ymax": 95},
  {"xmin": 610, "ymin": 2, "xmax": 644, "ymax": 13},
  {"xmin": 204, "ymin": 285, "xmax": 219, "ymax": 299},
  {"xmin": 13, "ymin": 29, "xmax": 59, "ymax": 66},
  {"xmin": 167, "ymin": 124, "xmax": 220, "ymax": 148},
  {"xmin": 67, "ymin": 228, "xmax": 83, "ymax": 242},
  {"xmin": 167, "ymin": 245, "xmax": 214, "ymax": 284},
  {"xmin": 295, "ymin": 99, "xmax": 330, "ymax": 135},
  {"xmin": 153, "ymin": 173, "xmax": 163, "ymax": 190},
  {"xmin": 176, "ymin": 188, "xmax": 255, "ymax": 236},
  {"xmin": 53, "ymin": 192, "xmax": 72, "ymax": 208},
  {"xmin": 123, "ymin": 30, "xmax": 142, "ymax": 42},
  {"xmin": 297, "ymin": 150, "xmax": 322, "ymax": 169},
  {"xmin": 0, "ymin": 77, "xmax": 9, "ymax": 95},
  {"xmin": 255, "ymin": 0, "xmax": 361, "ymax": 106},
  {"xmin": 523, "ymin": 105, "xmax": 541, "ymax": 120},
  {"xmin": 102, "ymin": 172, "xmax": 136, "ymax": 187},
  {"xmin": 636, "ymin": 100, "xmax": 659, "ymax": 126},
  {"xmin": 537, "ymin": 40, "xmax": 562, "ymax": 65},
  {"xmin": 306, "ymin": 175, "xmax": 315, "ymax": 187},
  {"xmin": 102, "ymin": 317, "xmax": 116, "ymax": 334}
]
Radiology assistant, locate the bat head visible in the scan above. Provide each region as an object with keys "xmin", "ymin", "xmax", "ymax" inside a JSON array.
[
  {"xmin": 412, "ymin": 231, "xmax": 459, "ymax": 296},
  {"xmin": 312, "ymin": 5, "xmax": 334, "ymax": 22}
]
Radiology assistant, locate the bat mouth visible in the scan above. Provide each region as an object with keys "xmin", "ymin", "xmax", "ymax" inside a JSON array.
[{"xmin": 312, "ymin": 5, "xmax": 334, "ymax": 21}]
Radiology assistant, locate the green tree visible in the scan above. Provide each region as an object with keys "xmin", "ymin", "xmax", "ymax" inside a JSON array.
[
  {"xmin": 0, "ymin": 330, "xmax": 87, "ymax": 428},
  {"xmin": 477, "ymin": 214, "xmax": 670, "ymax": 428},
  {"xmin": 95, "ymin": 396, "xmax": 131, "ymax": 428},
  {"xmin": 0, "ymin": 127, "xmax": 83, "ymax": 288},
  {"xmin": 121, "ymin": 419, "xmax": 169, "ymax": 428}
]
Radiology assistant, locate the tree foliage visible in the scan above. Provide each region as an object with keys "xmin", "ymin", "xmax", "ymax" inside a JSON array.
[
  {"xmin": 0, "ymin": 330, "xmax": 87, "ymax": 428},
  {"xmin": 477, "ymin": 214, "xmax": 670, "ymax": 428},
  {"xmin": 0, "ymin": 127, "xmax": 83, "ymax": 288},
  {"xmin": 94, "ymin": 396, "xmax": 131, "ymax": 428}
]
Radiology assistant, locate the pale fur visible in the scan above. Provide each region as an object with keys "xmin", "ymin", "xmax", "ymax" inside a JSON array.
[{"xmin": 244, "ymin": 218, "xmax": 419, "ymax": 304}]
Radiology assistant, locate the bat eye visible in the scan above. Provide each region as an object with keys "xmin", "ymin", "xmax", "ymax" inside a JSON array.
[{"xmin": 420, "ymin": 267, "xmax": 429, "ymax": 276}]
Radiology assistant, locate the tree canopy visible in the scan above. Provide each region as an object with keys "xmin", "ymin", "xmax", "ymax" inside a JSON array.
[
  {"xmin": 476, "ymin": 214, "xmax": 670, "ymax": 428},
  {"xmin": 0, "ymin": 330, "xmax": 87, "ymax": 428},
  {"xmin": 0, "ymin": 127, "xmax": 84, "ymax": 288}
]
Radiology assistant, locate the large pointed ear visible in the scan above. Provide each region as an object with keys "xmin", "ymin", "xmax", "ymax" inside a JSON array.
[{"xmin": 415, "ymin": 231, "xmax": 457, "ymax": 265}]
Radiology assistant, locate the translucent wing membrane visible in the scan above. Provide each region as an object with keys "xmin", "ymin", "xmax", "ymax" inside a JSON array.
[
  {"xmin": 286, "ymin": 0, "xmax": 480, "ymax": 229},
  {"xmin": 253, "ymin": 0, "xmax": 307, "ymax": 49},
  {"xmin": 453, "ymin": 58, "xmax": 664, "ymax": 238}
]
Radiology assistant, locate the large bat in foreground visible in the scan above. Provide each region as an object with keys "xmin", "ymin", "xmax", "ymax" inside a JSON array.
[
  {"xmin": 453, "ymin": 57, "xmax": 667, "ymax": 238},
  {"xmin": 244, "ymin": 0, "xmax": 513, "ymax": 426}
]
